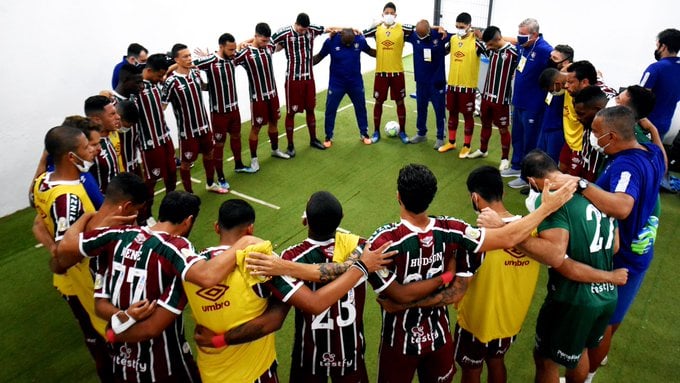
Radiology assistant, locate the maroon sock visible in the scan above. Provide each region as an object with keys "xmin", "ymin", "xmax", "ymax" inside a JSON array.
[
  {"xmin": 285, "ymin": 114, "xmax": 295, "ymax": 147},
  {"xmin": 179, "ymin": 167, "xmax": 193, "ymax": 193},
  {"xmin": 306, "ymin": 111, "xmax": 317, "ymax": 140},
  {"xmin": 397, "ymin": 103, "xmax": 406, "ymax": 133}
]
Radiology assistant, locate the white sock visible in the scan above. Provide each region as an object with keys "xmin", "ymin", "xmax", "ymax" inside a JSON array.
[{"xmin": 584, "ymin": 371, "xmax": 596, "ymax": 383}]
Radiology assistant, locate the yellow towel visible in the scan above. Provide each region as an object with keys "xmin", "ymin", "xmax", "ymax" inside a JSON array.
[
  {"xmin": 332, "ymin": 232, "xmax": 361, "ymax": 263},
  {"xmin": 237, "ymin": 241, "xmax": 273, "ymax": 286}
]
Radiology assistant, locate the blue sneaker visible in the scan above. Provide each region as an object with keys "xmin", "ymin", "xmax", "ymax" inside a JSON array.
[
  {"xmin": 218, "ymin": 179, "xmax": 230, "ymax": 190},
  {"xmin": 371, "ymin": 131, "xmax": 381, "ymax": 143},
  {"xmin": 235, "ymin": 166, "xmax": 257, "ymax": 174},
  {"xmin": 398, "ymin": 131, "xmax": 410, "ymax": 144}
]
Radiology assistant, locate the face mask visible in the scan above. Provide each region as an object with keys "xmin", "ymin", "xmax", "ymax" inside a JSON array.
[
  {"xmin": 71, "ymin": 152, "xmax": 94, "ymax": 172},
  {"xmin": 551, "ymin": 88, "xmax": 565, "ymax": 96},
  {"xmin": 589, "ymin": 131, "xmax": 611, "ymax": 154},
  {"xmin": 471, "ymin": 196, "xmax": 480, "ymax": 214},
  {"xmin": 383, "ymin": 14, "xmax": 395, "ymax": 26},
  {"xmin": 457, "ymin": 28, "xmax": 468, "ymax": 37},
  {"xmin": 517, "ymin": 34, "xmax": 530, "ymax": 45},
  {"xmin": 525, "ymin": 188, "xmax": 540, "ymax": 213},
  {"xmin": 654, "ymin": 49, "xmax": 661, "ymax": 61}
]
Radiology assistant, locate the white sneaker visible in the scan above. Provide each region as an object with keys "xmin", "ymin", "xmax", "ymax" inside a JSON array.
[
  {"xmin": 499, "ymin": 159, "xmax": 510, "ymax": 171},
  {"xmin": 466, "ymin": 149, "xmax": 488, "ymax": 159},
  {"xmin": 271, "ymin": 149, "xmax": 291, "ymax": 159},
  {"xmin": 501, "ymin": 167, "xmax": 521, "ymax": 177},
  {"xmin": 206, "ymin": 182, "xmax": 229, "ymax": 194},
  {"xmin": 508, "ymin": 177, "xmax": 528, "ymax": 189},
  {"xmin": 250, "ymin": 157, "xmax": 260, "ymax": 172}
]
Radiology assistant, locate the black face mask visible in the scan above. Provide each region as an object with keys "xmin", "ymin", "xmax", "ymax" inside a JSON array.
[
  {"xmin": 472, "ymin": 200, "xmax": 480, "ymax": 214},
  {"xmin": 654, "ymin": 49, "xmax": 662, "ymax": 61},
  {"xmin": 548, "ymin": 59, "xmax": 560, "ymax": 69}
]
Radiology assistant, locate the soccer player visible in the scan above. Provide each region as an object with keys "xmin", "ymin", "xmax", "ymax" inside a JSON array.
[
  {"xmin": 164, "ymin": 43, "xmax": 227, "ymax": 194},
  {"xmin": 367, "ymin": 163, "xmax": 576, "ymax": 383},
  {"xmin": 135, "ymin": 53, "xmax": 177, "ymax": 223},
  {"xmin": 31, "ymin": 126, "xmax": 112, "ymax": 381},
  {"xmin": 85, "ymin": 95, "xmax": 121, "ymax": 193},
  {"xmin": 363, "ymin": 2, "xmax": 415, "ymax": 144},
  {"xmin": 407, "ymin": 19, "xmax": 450, "ymax": 149},
  {"xmin": 574, "ymin": 86, "xmax": 609, "ymax": 181},
  {"xmin": 272, "ymin": 12, "xmax": 327, "ymax": 156},
  {"xmin": 194, "ymin": 33, "xmax": 256, "ymax": 182},
  {"xmin": 313, "ymin": 28, "xmax": 376, "ymax": 146},
  {"xmin": 554, "ymin": 107, "xmax": 665, "ymax": 382},
  {"xmin": 111, "ymin": 43, "xmax": 147, "ymax": 89},
  {"xmin": 475, "ymin": 26, "xmax": 517, "ymax": 169},
  {"xmin": 537, "ymin": 68, "xmax": 567, "ymax": 165},
  {"xmin": 438, "ymin": 12, "xmax": 484, "ymax": 157},
  {"xmin": 518, "ymin": 149, "xmax": 627, "ymax": 383},
  {"xmin": 111, "ymin": 64, "xmax": 144, "ymax": 176},
  {"xmin": 234, "ymin": 23, "xmax": 292, "ymax": 171}
]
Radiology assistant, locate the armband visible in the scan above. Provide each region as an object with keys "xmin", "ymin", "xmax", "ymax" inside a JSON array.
[
  {"xmin": 211, "ymin": 334, "xmax": 227, "ymax": 348},
  {"xmin": 440, "ymin": 271, "xmax": 454, "ymax": 285}
]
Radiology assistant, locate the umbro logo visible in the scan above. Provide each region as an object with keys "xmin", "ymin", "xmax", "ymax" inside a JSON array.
[{"xmin": 196, "ymin": 284, "xmax": 229, "ymax": 302}]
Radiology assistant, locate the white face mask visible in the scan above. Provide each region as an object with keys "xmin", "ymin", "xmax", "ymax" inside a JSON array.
[
  {"xmin": 589, "ymin": 131, "xmax": 610, "ymax": 154},
  {"xmin": 383, "ymin": 14, "xmax": 396, "ymax": 26},
  {"xmin": 71, "ymin": 152, "xmax": 94, "ymax": 172},
  {"xmin": 551, "ymin": 89, "xmax": 565, "ymax": 96},
  {"xmin": 525, "ymin": 188, "xmax": 540, "ymax": 213},
  {"xmin": 456, "ymin": 28, "xmax": 468, "ymax": 37}
]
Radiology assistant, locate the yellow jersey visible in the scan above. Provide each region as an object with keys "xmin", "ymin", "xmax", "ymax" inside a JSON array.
[
  {"xmin": 373, "ymin": 23, "xmax": 407, "ymax": 73},
  {"xmin": 32, "ymin": 172, "xmax": 107, "ymax": 336},
  {"xmin": 447, "ymin": 34, "xmax": 482, "ymax": 88},
  {"xmin": 563, "ymin": 92, "xmax": 584, "ymax": 151}
]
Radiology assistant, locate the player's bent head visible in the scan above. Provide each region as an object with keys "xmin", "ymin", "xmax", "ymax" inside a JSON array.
[
  {"xmin": 158, "ymin": 191, "xmax": 201, "ymax": 225},
  {"xmin": 116, "ymin": 100, "xmax": 140, "ymax": 125},
  {"xmin": 145, "ymin": 53, "xmax": 170, "ymax": 72},
  {"xmin": 620, "ymin": 85, "xmax": 656, "ymax": 120},
  {"xmin": 84, "ymin": 95, "xmax": 112, "ymax": 118},
  {"xmin": 305, "ymin": 191, "xmax": 343, "ymax": 238},
  {"xmin": 566, "ymin": 60, "xmax": 597, "ymax": 85},
  {"xmin": 456, "ymin": 12, "xmax": 472, "ymax": 25},
  {"xmin": 219, "ymin": 33, "xmax": 235, "ymax": 46},
  {"xmin": 521, "ymin": 149, "xmax": 558, "ymax": 181},
  {"xmin": 482, "ymin": 26, "xmax": 501, "ymax": 43},
  {"xmin": 594, "ymin": 106, "xmax": 636, "ymax": 141},
  {"xmin": 296, "ymin": 13, "xmax": 310, "ymax": 28},
  {"xmin": 44, "ymin": 126, "xmax": 85, "ymax": 159},
  {"xmin": 218, "ymin": 199, "xmax": 256, "ymax": 232},
  {"xmin": 657, "ymin": 28, "xmax": 680, "ymax": 54},
  {"xmin": 255, "ymin": 22, "xmax": 271, "ymax": 38},
  {"xmin": 538, "ymin": 68, "xmax": 561, "ymax": 91},
  {"xmin": 105, "ymin": 173, "xmax": 148, "ymax": 212},
  {"xmin": 467, "ymin": 166, "xmax": 503, "ymax": 203},
  {"xmin": 398, "ymin": 164, "xmax": 437, "ymax": 214}
]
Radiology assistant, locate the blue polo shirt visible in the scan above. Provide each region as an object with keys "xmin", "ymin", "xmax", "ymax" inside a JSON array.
[
  {"xmin": 541, "ymin": 93, "xmax": 564, "ymax": 132},
  {"xmin": 512, "ymin": 35, "xmax": 553, "ymax": 112},
  {"xmin": 408, "ymin": 30, "xmax": 450, "ymax": 87},
  {"xmin": 317, "ymin": 34, "xmax": 371, "ymax": 89},
  {"xmin": 640, "ymin": 56, "xmax": 680, "ymax": 137}
]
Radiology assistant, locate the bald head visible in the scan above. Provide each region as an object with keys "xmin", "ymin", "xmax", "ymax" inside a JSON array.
[
  {"xmin": 416, "ymin": 19, "xmax": 430, "ymax": 38},
  {"xmin": 341, "ymin": 28, "xmax": 355, "ymax": 46},
  {"xmin": 594, "ymin": 106, "xmax": 636, "ymax": 141}
]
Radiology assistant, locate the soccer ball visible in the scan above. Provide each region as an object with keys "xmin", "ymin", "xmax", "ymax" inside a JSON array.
[{"xmin": 384, "ymin": 121, "xmax": 400, "ymax": 137}]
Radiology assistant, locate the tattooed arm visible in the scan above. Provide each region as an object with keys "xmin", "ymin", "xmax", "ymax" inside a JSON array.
[
  {"xmin": 377, "ymin": 276, "xmax": 471, "ymax": 313},
  {"xmin": 246, "ymin": 250, "xmax": 360, "ymax": 283}
]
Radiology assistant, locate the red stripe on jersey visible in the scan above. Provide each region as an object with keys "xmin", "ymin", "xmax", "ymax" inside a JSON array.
[{"xmin": 136, "ymin": 81, "xmax": 170, "ymax": 150}]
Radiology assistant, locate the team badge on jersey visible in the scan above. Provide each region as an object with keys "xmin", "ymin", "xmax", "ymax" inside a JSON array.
[{"xmin": 134, "ymin": 233, "xmax": 146, "ymax": 244}]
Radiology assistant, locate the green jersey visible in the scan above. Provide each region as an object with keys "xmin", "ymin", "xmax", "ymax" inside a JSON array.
[{"xmin": 538, "ymin": 194, "xmax": 617, "ymax": 306}]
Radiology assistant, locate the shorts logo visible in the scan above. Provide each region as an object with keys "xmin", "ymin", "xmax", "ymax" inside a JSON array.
[
  {"xmin": 184, "ymin": 151, "xmax": 194, "ymax": 159},
  {"xmin": 196, "ymin": 284, "xmax": 229, "ymax": 302},
  {"xmin": 152, "ymin": 168, "xmax": 161, "ymax": 177},
  {"xmin": 292, "ymin": 105, "xmax": 298, "ymax": 112},
  {"xmin": 256, "ymin": 117, "xmax": 263, "ymax": 124},
  {"xmin": 214, "ymin": 133, "xmax": 223, "ymax": 141},
  {"xmin": 374, "ymin": 91, "xmax": 380, "ymax": 98}
]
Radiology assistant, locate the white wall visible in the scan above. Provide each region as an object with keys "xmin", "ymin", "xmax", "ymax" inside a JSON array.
[{"xmin": 1, "ymin": 0, "xmax": 677, "ymax": 216}]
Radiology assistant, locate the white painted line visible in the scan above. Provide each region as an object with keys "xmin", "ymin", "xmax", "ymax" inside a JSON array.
[
  {"xmin": 337, "ymin": 104, "xmax": 354, "ymax": 112},
  {"xmin": 229, "ymin": 190, "xmax": 280, "ymax": 210},
  {"xmin": 153, "ymin": 177, "xmax": 201, "ymax": 196},
  {"xmin": 35, "ymin": 243, "xmax": 44, "ymax": 248},
  {"xmin": 190, "ymin": 177, "xmax": 201, "ymax": 184}
]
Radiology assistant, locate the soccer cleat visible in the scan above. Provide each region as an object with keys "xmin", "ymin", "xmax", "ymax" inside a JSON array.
[
  {"xmin": 508, "ymin": 177, "xmax": 529, "ymax": 189},
  {"xmin": 218, "ymin": 178, "xmax": 230, "ymax": 190},
  {"xmin": 285, "ymin": 148, "xmax": 296, "ymax": 158},
  {"xmin": 235, "ymin": 166, "xmax": 257, "ymax": 174},
  {"xmin": 371, "ymin": 131, "xmax": 381, "ymax": 143},
  {"xmin": 433, "ymin": 139, "xmax": 444, "ymax": 150},
  {"xmin": 361, "ymin": 135, "xmax": 372, "ymax": 145},
  {"xmin": 271, "ymin": 148, "xmax": 291, "ymax": 159},
  {"xmin": 310, "ymin": 138, "xmax": 326, "ymax": 150},
  {"xmin": 398, "ymin": 131, "xmax": 410, "ymax": 144},
  {"xmin": 498, "ymin": 159, "xmax": 510, "ymax": 171},
  {"xmin": 324, "ymin": 139, "xmax": 333, "ymax": 148},
  {"xmin": 206, "ymin": 182, "xmax": 229, "ymax": 194},
  {"xmin": 437, "ymin": 142, "xmax": 456, "ymax": 153},
  {"xmin": 500, "ymin": 167, "xmax": 521, "ymax": 177},
  {"xmin": 466, "ymin": 149, "xmax": 488, "ymax": 159},
  {"xmin": 410, "ymin": 135, "xmax": 427, "ymax": 144},
  {"xmin": 458, "ymin": 146, "xmax": 471, "ymax": 158},
  {"xmin": 250, "ymin": 157, "xmax": 260, "ymax": 172}
]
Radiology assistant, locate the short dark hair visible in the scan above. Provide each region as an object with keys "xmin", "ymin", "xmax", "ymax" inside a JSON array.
[
  {"xmin": 467, "ymin": 166, "xmax": 503, "ymax": 203},
  {"xmin": 171, "ymin": 43, "xmax": 188, "ymax": 58},
  {"xmin": 482, "ymin": 26, "xmax": 501, "ymax": 43},
  {"xmin": 218, "ymin": 33, "xmax": 235, "ymax": 46},
  {"xmin": 44, "ymin": 126, "xmax": 84, "ymax": 159},
  {"xmin": 398, "ymin": 164, "xmax": 437, "ymax": 214},
  {"xmin": 296, "ymin": 13, "xmax": 310, "ymax": 28},
  {"xmin": 116, "ymin": 100, "xmax": 139, "ymax": 125},
  {"xmin": 574, "ymin": 86, "xmax": 608, "ymax": 108},
  {"xmin": 158, "ymin": 191, "xmax": 201, "ymax": 225},
  {"xmin": 145, "ymin": 53, "xmax": 170, "ymax": 71},
  {"xmin": 84, "ymin": 95, "xmax": 112, "ymax": 117},
  {"xmin": 127, "ymin": 43, "xmax": 147, "ymax": 58},
  {"xmin": 306, "ymin": 191, "xmax": 343, "ymax": 238},
  {"xmin": 553, "ymin": 44, "xmax": 574, "ymax": 62},
  {"xmin": 456, "ymin": 12, "xmax": 472, "ymax": 25},
  {"xmin": 105, "ymin": 173, "xmax": 148, "ymax": 205},
  {"xmin": 657, "ymin": 28, "xmax": 680, "ymax": 54},
  {"xmin": 62, "ymin": 116, "xmax": 100, "ymax": 139},
  {"xmin": 539, "ymin": 68, "xmax": 561, "ymax": 90},
  {"xmin": 383, "ymin": 2, "xmax": 396, "ymax": 12},
  {"xmin": 622, "ymin": 85, "xmax": 656, "ymax": 119},
  {"xmin": 566, "ymin": 60, "xmax": 597, "ymax": 85},
  {"xmin": 255, "ymin": 22, "xmax": 271, "ymax": 38},
  {"xmin": 218, "ymin": 199, "xmax": 255, "ymax": 230},
  {"xmin": 118, "ymin": 63, "xmax": 142, "ymax": 83},
  {"xmin": 521, "ymin": 149, "xmax": 559, "ymax": 180},
  {"xmin": 595, "ymin": 106, "xmax": 636, "ymax": 141}
]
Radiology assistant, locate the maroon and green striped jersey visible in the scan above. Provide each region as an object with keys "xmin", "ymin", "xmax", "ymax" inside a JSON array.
[
  {"xmin": 162, "ymin": 69, "xmax": 211, "ymax": 139},
  {"xmin": 269, "ymin": 238, "xmax": 367, "ymax": 376},
  {"xmin": 272, "ymin": 24, "xmax": 325, "ymax": 81},
  {"xmin": 194, "ymin": 54, "xmax": 240, "ymax": 113},
  {"xmin": 367, "ymin": 217, "xmax": 484, "ymax": 356},
  {"xmin": 135, "ymin": 80, "xmax": 171, "ymax": 151},
  {"xmin": 89, "ymin": 136, "xmax": 119, "ymax": 192},
  {"xmin": 112, "ymin": 93, "xmax": 140, "ymax": 171},
  {"xmin": 81, "ymin": 225, "xmax": 202, "ymax": 383},
  {"xmin": 233, "ymin": 44, "xmax": 278, "ymax": 102},
  {"xmin": 482, "ymin": 43, "xmax": 518, "ymax": 105}
]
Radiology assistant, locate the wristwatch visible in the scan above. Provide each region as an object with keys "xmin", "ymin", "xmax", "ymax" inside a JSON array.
[{"xmin": 577, "ymin": 178, "xmax": 589, "ymax": 193}]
